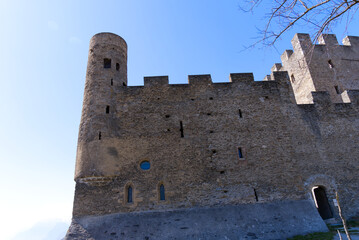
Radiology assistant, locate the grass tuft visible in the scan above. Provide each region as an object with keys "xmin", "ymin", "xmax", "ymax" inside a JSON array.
[{"xmin": 287, "ymin": 231, "xmax": 334, "ymax": 240}]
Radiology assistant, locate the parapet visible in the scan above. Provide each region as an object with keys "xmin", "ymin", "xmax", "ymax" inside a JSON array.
[
  {"xmin": 144, "ymin": 76, "xmax": 169, "ymax": 87},
  {"xmin": 90, "ymin": 32, "xmax": 127, "ymax": 49},
  {"xmin": 229, "ymin": 73, "xmax": 254, "ymax": 83},
  {"xmin": 188, "ymin": 74, "xmax": 212, "ymax": 85},
  {"xmin": 310, "ymin": 91, "xmax": 332, "ymax": 106},
  {"xmin": 342, "ymin": 36, "xmax": 359, "ymax": 47},
  {"xmin": 130, "ymin": 72, "xmax": 289, "ymax": 89},
  {"xmin": 347, "ymin": 90, "xmax": 359, "ymax": 105},
  {"xmin": 288, "ymin": 33, "xmax": 359, "ymax": 57},
  {"xmin": 318, "ymin": 34, "xmax": 339, "ymax": 46}
]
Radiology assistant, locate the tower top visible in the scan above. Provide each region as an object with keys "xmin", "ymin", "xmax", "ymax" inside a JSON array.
[{"xmin": 90, "ymin": 32, "xmax": 127, "ymax": 48}]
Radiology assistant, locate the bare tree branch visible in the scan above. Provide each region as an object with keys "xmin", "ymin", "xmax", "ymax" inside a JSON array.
[{"xmin": 241, "ymin": 0, "xmax": 359, "ymax": 46}]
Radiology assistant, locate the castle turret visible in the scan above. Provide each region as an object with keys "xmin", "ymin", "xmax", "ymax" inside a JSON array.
[
  {"xmin": 75, "ymin": 33, "xmax": 127, "ymax": 179},
  {"xmin": 278, "ymin": 33, "xmax": 359, "ymax": 104}
]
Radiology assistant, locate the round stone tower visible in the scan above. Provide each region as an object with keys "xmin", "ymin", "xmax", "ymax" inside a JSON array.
[{"xmin": 75, "ymin": 33, "xmax": 127, "ymax": 179}]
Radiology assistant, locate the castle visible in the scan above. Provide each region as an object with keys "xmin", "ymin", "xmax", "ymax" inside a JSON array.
[{"xmin": 65, "ymin": 32, "xmax": 359, "ymax": 239}]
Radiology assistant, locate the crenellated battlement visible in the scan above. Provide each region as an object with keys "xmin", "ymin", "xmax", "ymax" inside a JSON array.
[
  {"xmin": 273, "ymin": 33, "xmax": 359, "ymax": 105},
  {"xmin": 68, "ymin": 33, "xmax": 359, "ymax": 239},
  {"xmin": 142, "ymin": 73, "xmax": 256, "ymax": 86},
  {"xmin": 114, "ymin": 71, "xmax": 359, "ymax": 108}
]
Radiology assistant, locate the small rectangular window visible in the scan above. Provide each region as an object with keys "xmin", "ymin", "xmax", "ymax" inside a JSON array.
[
  {"xmin": 238, "ymin": 148, "xmax": 243, "ymax": 159},
  {"xmin": 104, "ymin": 58, "xmax": 111, "ymax": 68},
  {"xmin": 116, "ymin": 63, "xmax": 120, "ymax": 71},
  {"xmin": 106, "ymin": 105, "xmax": 110, "ymax": 114},
  {"xmin": 111, "ymin": 79, "xmax": 113, "ymax": 86},
  {"xmin": 238, "ymin": 109, "xmax": 242, "ymax": 118}
]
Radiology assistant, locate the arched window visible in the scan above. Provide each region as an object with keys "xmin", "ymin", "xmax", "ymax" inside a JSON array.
[
  {"xmin": 127, "ymin": 186, "xmax": 133, "ymax": 203},
  {"xmin": 160, "ymin": 184, "xmax": 165, "ymax": 201}
]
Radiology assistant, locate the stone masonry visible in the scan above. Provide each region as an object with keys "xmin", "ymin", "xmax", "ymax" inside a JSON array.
[{"xmin": 66, "ymin": 32, "xmax": 359, "ymax": 240}]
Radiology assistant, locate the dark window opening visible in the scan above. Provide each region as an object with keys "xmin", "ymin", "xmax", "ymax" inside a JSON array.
[
  {"xmin": 334, "ymin": 86, "xmax": 340, "ymax": 94},
  {"xmin": 98, "ymin": 132, "xmax": 102, "ymax": 140},
  {"xmin": 106, "ymin": 105, "xmax": 110, "ymax": 114},
  {"xmin": 165, "ymin": 115, "xmax": 170, "ymax": 118},
  {"xmin": 220, "ymin": 171, "xmax": 225, "ymax": 174},
  {"xmin": 312, "ymin": 186, "xmax": 333, "ymax": 220},
  {"xmin": 209, "ymin": 97, "xmax": 213, "ymax": 100},
  {"xmin": 264, "ymin": 96, "xmax": 269, "ymax": 99},
  {"xmin": 209, "ymin": 130, "xmax": 214, "ymax": 133},
  {"xmin": 238, "ymin": 109, "xmax": 242, "ymax": 118},
  {"xmin": 104, "ymin": 58, "xmax": 111, "ymax": 68},
  {"xmin": 127, "ymin": 186, "xmax": 133, "ymax": 203},
  {"xmin": 328, "ymin": 60, "xmax": 334, "ymax": 69},
  {"xmin": 123, "ymin": 82, "xmax": 127, "ymax": 86},
  {"xmin": 212, "ymin": 149, "xmax": 217, "ymax": 154},
  {"xmin": 291, "ymin": 74, "xmax": 295, "ymax": 83},
  {"xmin": 180, "ymin": 121, "xmax": 184, "ymax": 138},
  {"xmin": 238, "ymin": 148, "xmax": 243, "ymax": 159},
  {"xmin": 116, "ymin": 63, "xmax": 120, "ymax": 71},
  {"xmin": 140, "ymin": 161, "xmax": 150, "ymax": 170},
  {"xmin": 111, "ymin": 79, "xmax": 113, "ymax": 86},
  {"xmin": 160, "ymin": 184, "xmax": 165, "ymax": 201},
  {"xmin": 207, "ymin": 113, "xmax": 211, "ymax": 116},
  {"xmin": 190, "ymin": 98, "xmax": 195, "ymax": 101},
  {"xmin": 254, "ymin": 188, "xmax": 258, "ymax": 202}
]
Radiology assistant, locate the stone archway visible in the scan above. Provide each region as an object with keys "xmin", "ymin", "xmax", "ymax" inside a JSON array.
[{"xmin": 312, "ymin": 186, "xmax": 333, "ymax": 219}]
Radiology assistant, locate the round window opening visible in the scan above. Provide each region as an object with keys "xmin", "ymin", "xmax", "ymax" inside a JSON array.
[{"xmin": 140, "ymin": 161, "xmax": 150, "ymax": 170}]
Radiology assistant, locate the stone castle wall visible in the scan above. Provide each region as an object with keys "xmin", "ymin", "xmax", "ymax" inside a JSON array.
[
  {"xmin": 71, "ymin": 33, "xmax": 359, "ymax": 220},
  {"xmin": 269, "ymin": 33, "xmax": 359, "ymax": 104}
]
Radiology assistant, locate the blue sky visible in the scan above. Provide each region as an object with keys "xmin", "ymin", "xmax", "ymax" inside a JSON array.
[{"xmin": 0, "ymin": 1, "xmax": 358, "ymax": 239}]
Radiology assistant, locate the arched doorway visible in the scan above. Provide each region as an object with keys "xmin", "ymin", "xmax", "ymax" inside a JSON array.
[{"xmin": 312, "ymin": 186, "xmax": 333, "ymax": 219}]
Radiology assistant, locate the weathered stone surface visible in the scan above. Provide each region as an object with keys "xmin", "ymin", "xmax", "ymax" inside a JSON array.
[
  {"xmin": 66, "ymin": 200, "xmax": 328, "ymax": 240},
  {"xmin": 279, "ymin": 33, "xmax": 359, "ymax": 104},
  {"xmin": 67, "ymin": 32, "xmax": 359, "ymax": 239}
]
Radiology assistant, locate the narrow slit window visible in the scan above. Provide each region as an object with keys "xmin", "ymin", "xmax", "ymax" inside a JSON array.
[
  {"xmin": 106, "ymin": 105, "xmax": 110, "ymax": 114},
  {"xmin": 328, "ymin": 60, "xmax": 334, "ymax": 69},
  {"xmin": 116, "ymin": 63, "xmax": 120, "ymax": 71},
  {"xmin": 160, "ymin": 184, "xmax": 165, "ymax": 201},
  {"xmin": 111, "ymin": 79, "xmax": 113, "ymax": 86},
  {"xmin": 334, "ymin": 86, "xmax": 340, "ymax": 94},
  {"xmin": 123, "ymin": 82, "xmax": 127, "ymax": 86},
  {"xmin": 254, "ymin": 188, "xmax": 258, "ymax": 202},
  {"xmin": 238, "ymin": 148, "xmax": 243, "ymax": 159},
  {"xmin": 104, "ymin": 58, "xmax": 111, "ymax": 68},
  {"xmin": 98, "ymin": 132, "xmax": 102, "ymax": 140},
  {"xmin": 127, "ymin": 186, "xmax": 133, "ymax": 203},
  {"xmin": 238, "ymin": 109, "xmax": 242, "ymax": 118},
  {"xmin": 180, "ymin": 121, "xmax": 184, "ymax": 138},
  {"xmin": 290, "ymin": 74, "xmax": 295, "ymax": 83}
]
